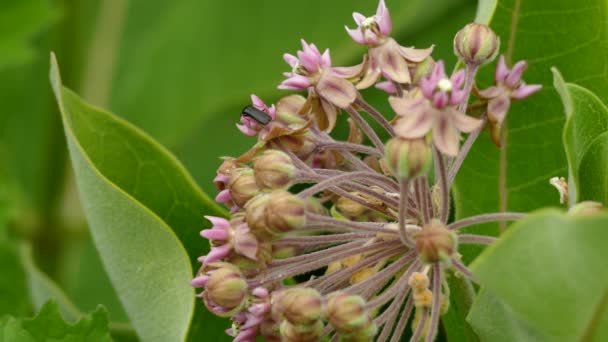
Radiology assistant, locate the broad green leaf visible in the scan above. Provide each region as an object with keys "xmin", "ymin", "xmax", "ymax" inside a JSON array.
[
  {"xmin": 0, "ymin": 0, "xmax": 57, "ymax": 69},
  {"xmin": 467, "ymin": 288, "xmax": 549, "ymax": 342},
  {"xmin": 554, "ymin": 68, "xmax": 608, "ymax": 205},
  {"xmin": 453, "ymin": 0, "xmax": 608, "ymax": 261},
  {"xmin": 0, "ymin": 300, "xmax": 111, "ymax": 342},
  {"xmin": 0, "ymin": 242, "xmax": 29, "ymax": 317},
  {"xmin": 441, "ymin": 274, "xmax": 479, "ymax": 342},
  {"xmin": 470, "ymin": 210, "xmax": 608, "ymax": 341},
  {"xmin": 51, "ymin": 54, "xmax": 226, "ymax": 341}
]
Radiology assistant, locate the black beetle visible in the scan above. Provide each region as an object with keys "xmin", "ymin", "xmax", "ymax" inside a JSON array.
[{"xmin": 241, "ymin": 105, "xmax": 272, "ymax": 125}]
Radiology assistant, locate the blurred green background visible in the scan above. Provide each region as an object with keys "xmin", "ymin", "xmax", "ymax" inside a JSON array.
[{"xmin": 0, "ymin": 0, "xmax": 476, "ymax": 339}]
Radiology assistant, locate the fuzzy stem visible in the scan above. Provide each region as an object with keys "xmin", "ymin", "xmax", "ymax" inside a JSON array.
[
  {"xmin": 448, "ymin": 212, "xmax": 526, "ymax": 231},
  {"xmin": 376, "ymin": 288, "xmax": 411, "ymax": 341},
  {"xmin": 316, "ymin": 140, "xmax": 384, "ymax": 157},
  {"xmin": 313, "ymin": 169, "xmax": 399, "ymax": 190},
  {"xmin": 410, "ymin": 308, "xmax": 429, "ymax": 342},
  {"xmin": 368, "ymin": 259, "xmax": 420, "ymax": 309},
  {"xmin": 346, "ymin": 106, "xmax": 385, "ymax": 151},
  {"xmin": 399, "ymin": 179, "xmax": 414, "ymax": 247},
  {"xmin": 276, "ymin": 232, "xmax": 377, "ymax": 246},
  {"xmin": 299, "ymin": 171, "xmax": 393, "ymax": 198},
  {"xmin": 425, "ymin": 264, "xmax": 442, "ymax": 342},
  {"xmin": 434, "ymin": 148, "xmax": 449, "ymax": 223},
  {"xmin": 390, "ymin": 296, "xmax": 415, "ymax": 342},
  {"xmin": 447, "ymin": 115, "xmax": 487, "ymax": 187},
  {"xmin": 355, "ymin": 97, "xmax": 395, "ymax": 136},
  {"xmin": 451, "ymin": 258, "xmax": 479, "ymax": 284},
  {"xmin": 457, "ymin": 63, "xmax": 478, "ymax": 114},
  {"xmin": 344, "ymin": 250, "xmax": 417, "ymax": 295},
  {"xmin": 269, "ymin": 239, "xmax": 367, "ymax": 267},
  {"xmin": 458, "ymin": 234, "xmax": 497, "ymax": 245}
]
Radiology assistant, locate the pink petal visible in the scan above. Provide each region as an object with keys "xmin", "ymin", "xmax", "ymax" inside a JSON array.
[
  {"xmin": 191, "ymin": 275, "xmax": 209, "ymax": 288},
  {"xmin": 389, "ymin": 96, "xmax": 426, "ymax": 116},
  {"xmin": 356, "ymin": 66, "xmax": 381, "ymax": 90},
  {"xmin": 495, "ymin": 55, "xmax": 509, "ymax": 82},
  {"xmin": 393, "ymin": 105, "xmax": 434, "ymax": 138},
  {"xmin": 419, "ymin": 76, "xmax": 435, "ymax": 98},
  {"xmin": 250, "ymin": 94, "xmax": 265, "ymax": 110},
  {"xmin": 333, "ymin": 61, "xmax": 365, "ymax": 78},
  {"xmin": 283, "ymin": 53, "xmax": 299, "ymax": 68},
  {"xmin": 376, "ymin": 0, "xmax": 392, "ymax": 35},
  {"xmin": 375, "ymin": 80, "xmax": 397, "ymax": 94},
  {"xmin": 431, "ymin": 61, "xmax": 446, "ymax": 82},
  {"xmin": 298, "ymin": 50, "xmax": 320, "ymax": 73},
  {"xmin": 316, "ymin": 74, "xmax": 357, "ymax": 109},
  {"xmin": 213, "ymin": 174, "xmax": 230, "ymax": 184},
  {"xmin": 205, "ymin": 244, "xmax": 231, "ymax": 263},
  {"xmin": 215, "ymin": 189, "xmax": 231, "ymax": 203},
  {"xmin": 511, "ymin": 84, "xmax": 542, "ymax": 100},
  {"xmin": 201, "ymin": 228, "xmax": 229, "ymax": 241},
  {"xmin": 345, "ymin": 26, "xmax": 366, "ymax": 45},
  {"xmin": 451, "ymin": 70, "xmax": 465, "ymax": 88},
  {"xmin": 432, "ymin": 116, "xmax": 460, "ymax": 156},
  {"xmin": 476, "ymin": 86, "xmax": 501, "ymax": 99},
  {"xmin": 236, "ymin": 123, "xmax": 257, "ymax": 136},
  {"xmin": 450, "ymin": 109, "xmax": 483, "ymax": 133},
  {"xmin": 252, "ymin": 287, "xmax": 269, "ymax": 298},
  {"xmin": 487, "ymin": 95, "xmax": 511, "ymax": 124},
  {"xmin": 449, "ymin": 89, "xmax": 466, "ymax": 106},
  {"xmin": 234, "ymin": 230, "xmax": 258, "ymax": 260},
  {"xmin": 353, "ymin": 12, "xmax": 366, "ymax": 25},
  {"xmin": 321, "ymin": 49, "xmax": 332, "ymax": 68},
  {"xmin": 372, "ymin": 41, "xmax": 410, "ymax": 83},
  {"xmin": 398, "ymin": 45, "xmax": 434, "ymax": 63},
  {"xmin": 267, "ymin": 104, "xmax": 277, "ymax": 120},
  {"xmin": 432, "ymin": 92, "xmax": 448, "ymax": 108},
  {"xmin": 505, "ymin": 60, "xmax": 528, "ymax": 88},
  {"xmin": 320, "ymin": 98, "xmax": 339, "ymax": 132},
  {"xmin": 204, "ymin": 215, "xmax": 230, "ymax": 230},
  {"xmin": 278, "ymin": 74, "xmax": 312, "ymax": 91}
]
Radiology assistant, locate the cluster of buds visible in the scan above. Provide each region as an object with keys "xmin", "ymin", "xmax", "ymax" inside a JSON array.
[{"xmin": 193, "ymin": 1, "xmax": 538, "ymax": 341}]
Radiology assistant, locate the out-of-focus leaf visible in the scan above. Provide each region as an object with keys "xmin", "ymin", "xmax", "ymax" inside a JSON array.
[
  {"xmin": 453, "ymin": 0, "xmax": 608, "ymax": 261},
  {"xmin": 554, "ymin": 68, "xmax": 608, "ymax": 205},
  {"xmin": 58, "ymin": 235, "xmax": 128, "ymax": 323},
  {"xmin": 470, "ymin": 210, "xmax": 608, "ymax": 341},
  {"xmin": 51, "ymin": 54, "xmax": 226, "ymax": 341},
  {"xmin": 467, "ymin": 288, "xmax": 549, "ymax": 342},
  {"xmin": 0, "ymin": 300, "xmax": 111, "ymax": 342},
  {"xmin": 0, "ymin": 0, "xmax": 57, "ymax": 69},
  {"xmin": 0, "ymin": 242, "xmax": 29, "ymax": 317}
]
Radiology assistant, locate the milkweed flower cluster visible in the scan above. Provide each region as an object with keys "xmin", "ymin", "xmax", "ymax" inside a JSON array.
[{"xmin": 193, "ymin": 2, "xmax": 540, "ymax": 341}]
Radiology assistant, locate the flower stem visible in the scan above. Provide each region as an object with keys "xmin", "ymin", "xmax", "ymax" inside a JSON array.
[
  {"xmin": 447, "ymin": 115, "xmax": 487, "ymax": 187},
  {"xmin": 355, "ymin": 97, "xmax": 395, "ymax": 136},
  {"xmin": 425, "ymin": 264, "xmax": 442, "ymax": 342},
  {"xmin": 399, "ymin": 179, "xmax": 414, "ymax": 247},
  {"xmin": 316, "ymin": 140, "xmax": 384, "ymax": 157},
  {"xmin": 451, "ymin": 257, "xmax": 479, "ymax": 284},
  {"xmin": 457, "ymin": 63, "xmax": 478, "ymax": 114},
  {"xmin": 448, "ymin": 212, "xmax": 526, "ymax": 231},
  {"xmin": 390, "ymin": 295, "xmax": 415, "ymax": 342},
  {"xmin": 410, "ymin": 308, "xmax": 429, "ymax": 342},
  {"xmin": 305, "ymin": 213, "xmax": 398, "ymax": 235},
  {"xmin": 434, "ymin": 148, "xmax": 449, "ymax": 223},
  {"xmin": 346, "ymin": 106, "xmax": 385, "ymax": 151},
  {"xmin": 458, "ymin": 234, "xmax": 497, "ymax": 245}
]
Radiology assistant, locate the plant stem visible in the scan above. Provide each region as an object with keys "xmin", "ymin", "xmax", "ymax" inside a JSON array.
[
  {"xmin": 355, "ymin": 97, "xmax": 395, "ymax": 136},
  {"xmin": 316, "ymin": 140, "xmax": 384, "ymax": 157},
  {"xmin": 346, "ymin": 106, "xmax": 385, "ymax": 151},
  {"xmin": 458, "ymin": 234, "xmax": 497, "ymax": 245},
  {"xmin": 447, "ymin": 115, "xmax": 487, "ymax": 187},
  {"xmin": 448, "ymin": 212, "xmax": 526, "ymax": 231},
  {"xmin": 399, "ymin": 179, "xmax": 414, "ymax": 247},
  {"xmin": 425, "ymin": 264, "xmax": 442, "ymax": 342},
  {"xmin": 434, "ymin": 148, "xmax": 449, "ymax": 223}
]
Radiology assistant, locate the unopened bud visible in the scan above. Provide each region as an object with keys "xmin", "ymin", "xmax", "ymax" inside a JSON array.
[
  {"xmin": 204, "ymin": 265, "xmax": 248, "ymax": 313},
  {"xmin": 280, "ymin": 319, "xmax": 324, "ymax": 342},
  {"xmin": 343, "ymin": 320, "xmax": 378, "ymax": 341},
  {"xmin": 415, "ymin": 219, "xmax": 457, "ymax": 263},
  {"xmin": 336, "ymin": 193, "xmax": 368, "ymax": 217},
  {"xmin": 245, "ymin": 193, "xmax": 270, "ymax": 234},
  {"xmin": 276, "ymin": 131, "xmax": 317, "ymax": 160},
  {"xmin": 385, "ymin": 137, "xmax": 432, "ymax": 179},
  {"xmin": 454, "ymin": 23, "xmax": 499, "ymax": 66},
  {"xmin": 275, "ymin": 288, "xmax": 322, "ymax": 325},
  {"xmin": 253, "ymin": 150, "xmax": 296, "ymax": 189},
  {"xmin": 227, "ymin": 168, "xmax": 260, "ymax": 207},
  {"xmin": 325, "ymin": 292, "xmax": 370, "ymax": 333},
  {"xmin": 265, "ymin": 191, "xmax": 307, "ymax": 235}
]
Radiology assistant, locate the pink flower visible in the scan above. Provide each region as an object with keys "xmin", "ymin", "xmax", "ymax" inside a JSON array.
[
  {"xmin": 199, "ymin": 216, "xmax": 259, "ymax": 264},
  {"xmin": 389, "ymin": 61, "xmax": 482, "ymax": 156},
  {"xmin": 477, "ymin": 55, "xmax": 542, "ymax": 146},
  {"xmin": 279, "ymin": 40, "xmax": 357, "ymax": 131},
  {"xmin": 237, "ymin": 95, "xmax": 277, "ymax": 136},
  {"xmin": 343, "ymin": 0, "xmax": 434, "ymax": 87}
]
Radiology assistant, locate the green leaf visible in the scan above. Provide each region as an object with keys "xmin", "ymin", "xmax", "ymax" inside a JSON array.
[
  {"xmin": 0, "ymin": 242, "xmax": 29, "ymax": 317},
  {"xmin": 0, "ymin": 300, "xmax": 111, "ymax": 342},
  {"xmin": 467, "ymin": 288, "xmax": 549, "ymax": 342},
  {"xmin": 441, "ymin": 274, "xmax": 479, "ymax": 342},
  {"xmin": 469, "ymin": 210, "xmax": 608, "ymax": 341},
  {"xmin": 51, "ymin": 54, "xmax": 226, "ymax": 341},
  {"xmin": 554, "ymin": 68, "xmax": 608, "ymax": 205},
  {"xmin": 0, "ymin": 0, "xmax": 57, "ymax": 69}
]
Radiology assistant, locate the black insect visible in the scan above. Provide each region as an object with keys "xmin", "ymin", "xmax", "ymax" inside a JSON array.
[{"xmin": 241, "ymin": 105, "xmax": 272, "ymax": 126}]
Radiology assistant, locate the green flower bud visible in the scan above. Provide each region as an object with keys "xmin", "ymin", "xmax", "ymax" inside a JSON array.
[
  {"xmin": 279, "ymin": 319, "xmax": 324, "ymax": 342},
  {"xmin": 325, "ymin": 292, "xmax": 371, "ymax": 334},
  {"xmin": 415, "ymin": 219, "xmax": 457, "ymax": 263},
  {"xmin": 265, "ymin": 190, "xmax": 307, "ymax": 236},
  {"xmin": 343, "ymin": 320, "xmax": 378, "ymax": 341},
  {"xmin": 227, "ymin": 168, "xmax": 260, "ymax": 207},
  {"xmin": 275, "ymin": 288, "xmax": 323, "ymax": 325},
  {"xmin": 204, "ymin": 266, "xmax": 248, "ymax": 313},
  {"xmin": 253, "ymin": 150, "xmax": 296, "ymax": 189},
  {"xmin": 245, "ymin": 193, "xmax": 271, "ymax": 234},
  {"xmin": 454, "ymin": 23, "xmax": 500, "ymax": 66},
  {"xmin": 384, "ymin": 137, "xmax": 432, "ymax": 179}
]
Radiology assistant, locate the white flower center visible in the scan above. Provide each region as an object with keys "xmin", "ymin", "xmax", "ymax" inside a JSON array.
[
  {"xmin": 362, "ymin": 17, "xmax": 376, "ymax": 29},
  {"xmin": 437, "ymin": 78, "xmax": 453, "ymax": 92}
]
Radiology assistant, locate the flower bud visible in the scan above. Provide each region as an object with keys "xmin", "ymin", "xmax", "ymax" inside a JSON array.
[
  {"xmin": 279, "ymin": 319, "xmax": 324, "ymax": 342},
  {"xmin": 227, "ymin": 168, "xmax": 260, "ymax": 207},
  {"xmin": 245, "ymin": 193, "xmax": 271, "ymax": 234},
  {"xmin": 253, "ymin": 150, "xmax": 296, "ymax": 189},
  {"xmin": 204, "ymin": 265, "xmax": 248, "ymax": 315},
  {"xmin": 385, "ymin": 137, "xmax": 432, "ymax": 179},
  {"xmin": 276, "ymin": 131, "xmax": 317, "ymax": 160},
  {"xmin": 275, "ymin": 288, "xmax": 323, "ymax": 325},
  {"xmin": 454, "ymin": 23, "xmax": 499, "ymax": 66},
  {"xmin": 265, "ymin": 191, "xmax": 307, "ymax": 235},
  {"xmin": 336, "ymin": 193, "xmax": 368, "ymax": 218},
  {"xmin": 325, "ymin": 292, "xmax": 370, "ymax": 333},
  {"xmin": 343, "ymin": 320, "xmax": 378, "ymax": 341},
  {"xmin": 415, "ymin": 220, "xmax": 457, "ymax": 263}
]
